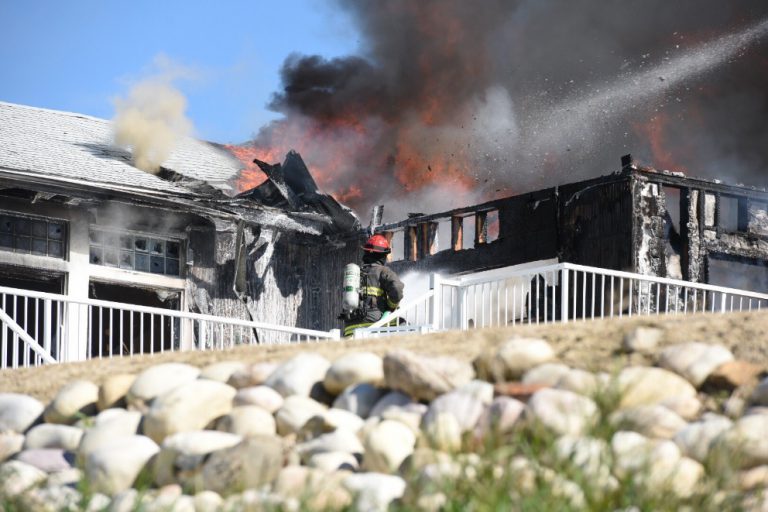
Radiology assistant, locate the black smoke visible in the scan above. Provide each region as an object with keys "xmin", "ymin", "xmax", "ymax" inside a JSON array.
[{"xmin": 252, "ymin": 0, "xmax": 768, "ymax": 216}]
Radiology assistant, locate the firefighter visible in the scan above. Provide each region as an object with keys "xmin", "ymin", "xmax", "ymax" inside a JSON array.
[{"xmin": 343, "ymin": 234, "xmax": 405, "ymax": 337}]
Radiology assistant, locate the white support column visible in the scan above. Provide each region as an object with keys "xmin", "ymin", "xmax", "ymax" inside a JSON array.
[
  {"xmin": 65, "ymin": 211, "xmax": 91, "ymax": 362},
  {"xmin": 560, "ymin": 267, "xmax": 569, "ymax": 323},
  {"xmin": 430, "ymin": 273, "xmax": 442, "ymax": 331}
]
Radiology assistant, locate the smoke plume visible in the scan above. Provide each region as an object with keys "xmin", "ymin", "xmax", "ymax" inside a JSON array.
[
  {"xmin": 113, "ymin": 58, "xmax": 194, "ymax": 173},
  {"xmin": 241, "ymin": 0, "xmax": 768, "ymax": 219}
]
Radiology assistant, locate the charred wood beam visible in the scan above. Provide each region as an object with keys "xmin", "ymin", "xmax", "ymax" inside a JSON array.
[
  {"xmin": 405, "ymin": 226, "xmax": 418, "ymax": 262},
  {"xmin": 475, "ymin": 212, "xmax": 488, "ymax": 246}
]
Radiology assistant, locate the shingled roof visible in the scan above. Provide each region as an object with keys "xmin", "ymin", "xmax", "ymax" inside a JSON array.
[{"xmin": 0, "ymin": 101, "xmax": 242, "ymax": 198}]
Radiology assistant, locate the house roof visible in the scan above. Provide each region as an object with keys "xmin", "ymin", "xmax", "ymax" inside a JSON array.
[{"xmin": 0, "ymin": 101, "xmax": 243, "ymax": 198}]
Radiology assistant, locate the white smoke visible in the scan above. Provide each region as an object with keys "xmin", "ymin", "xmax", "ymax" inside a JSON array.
[{"xmin": 112, "ymin": 55, "xmax": 196, "ymax": 173}]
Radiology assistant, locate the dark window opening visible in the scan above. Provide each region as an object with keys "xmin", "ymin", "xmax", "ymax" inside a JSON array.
[
  {"xmin": 718, "ymin": 196, "xmax": 748, "ymax": 233},
  {"xmin": 707, "ymin": 254, "xmax": 768, "ymax": 294},
  {"xmin": 88, "ymin": 282, "xmax": 180, "ymax": 357},
  {"xmin": 89, "ymin": 228, "xmax": 181, "ymax": 276},
  {"xmin": 0, "ymin": 212, "xmax": 67, "ymax": 259}
]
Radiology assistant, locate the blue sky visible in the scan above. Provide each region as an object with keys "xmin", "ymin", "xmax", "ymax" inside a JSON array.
[{"xmin": 0, "ymin": 0, "xmax": 359, "ymax": 143}]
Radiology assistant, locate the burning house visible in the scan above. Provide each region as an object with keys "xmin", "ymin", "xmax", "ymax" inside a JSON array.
[
  {"xmin": 2, "ymin": 99, "xmax": 768, "ymax": 366},
  {"xmin": 0, "ymin": 101, "xmax": 359, "ymax": 364}
]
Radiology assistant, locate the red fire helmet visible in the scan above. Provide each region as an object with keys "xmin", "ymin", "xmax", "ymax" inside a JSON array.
[{"xmin": 363, "ymin": 234, "xmax": 391, "ymax": 254}]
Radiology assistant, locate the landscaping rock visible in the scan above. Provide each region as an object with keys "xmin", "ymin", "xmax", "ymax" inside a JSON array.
[
  {"xmin": 196, "ymin": 435, "xmax": 284, "ymax": 496},
  {"xmin": 527, "ymin": 388, "xmax": 598, "ymax": 436},
  {"xmin": 24, "ymin": 423, "xmax": 83, "ymax": 451},
  {"xmin": 456, "ymin": 380, "xmax": 495, "ymax": 405},
  {"xmin": 622, "ymin": 326, "xmax": 663, "ymax": 353},
  {"xmin": 275, "ymin": 395, "xmax": 328, "ymax": 436},
  {"xmin": 199, "ymin": 361, "xmax": 247, "ymax": 383},
  {"xmin": 333, "ymin": 383, "xmax": 387, "ymax": 419},
  {"xmin": 475, "ymin": 338, "xmax": 555, "ymax": 381},
  {"xmin": 658, "ymin": 342, "xmax": 734, "ymax": 387},
  {"xmin": 343, "ymin": 472, "xmax": 406, "ymax": 512},
  {"xmin": 422, "ymin": 411, "xmax": 462, "ymax": 452},
  {"xmin": 154, "ymin": 431, "xmax": 242, "ymax": 487},
  {"xmin": 226, "ymin": 362, "xmax": 278, "ymax": 389},
  {"xmin": 308, "ymin": 451, "xmax": 359, "ymax": 472},
  {"xmin": 423, "ymin": 390, "xmax": 485, "ymax": 433},
  {"xmin": 193, "ymin": 491, "xmax": 223, "ymax": 512},
  {"xmin": 0, "ymin": 393, "xmax": 44, "ymax": 433},
  {"xmin": 97, "ymin": 373, "xmax": 136, "ymax": 411},
  {"xmin": 43, "ymin": 380, "xmax": 98, "ymax": 424},
  {"xmin": 264, "ymin": 352, "xmax": 331, "ymax": 398},
  {"xmin": 556, "ymin": 369, "xmax": 602, "ymax": 396},
  {"xmin": 15, "ymin": 448, "xmax": 72, "ymax": 473},
  {"xmin": 84, "ymin": 435, "xmax": 159, "ymax": 495},
  {"xmin": 751, "ymin": 376, "xmax": 768, "ymax": 406},
  {"xmin": 617, "ymin": 366, "xmax": 697, "ymax": 409},
  {"xmin": 369, "ymin": 391, "xmax": 414, "ymax": 418},
  {"xmin": 0, "ymin": 432, "xmax": 25, "ymax": 462},
  {"xmin": 364, "ymin": 419, "xmax": 417, "ymax": 472},
  {"xmin": 474, "ymin": 397, "xmax": 526, "ymax": 438},
  {"xmin": 16, "ymin": 484, "xmax": 81, "ymax": 512},
  {"xmin": 384, "ymin": 349, "xmax": 474, "ymax": 401},
  {"xmin": 126, "ymin": 363, "xmax": 200, "ymax": 409},
  {"xmin": 233, "ymin": 385, "xmax": 284, "ymax": 413},
  {"xmin": 143, "ymin": 380, "xmax": 236, "ymax": 443},
  {"xmin": 712, "ymin": 413, "xmax": 768, "ymax": 469},
  {"xmin": 522, "ymin": 363, "xmax": 572, "ymax": 386},
  {"xmin": 659, "ymin": 395, "xmax": 702, "ymax": 421},
  {"xmin": 216, "ymin": 405, "xmax": 276, "ymax": 437},
  {"xmin": 324, "ymin": 352, "xmax": 384, "ymax": 395},
  {"xmin": 494, "ymin": 382, "xmax": 547, "ymax": 402},
  {"xmin": 77, "ymin": 410, "xmax": 142, "ymax": 465},
  {"xmin": 297, "ymin": 428, "xmax": 364, "ymax": 462},
  {"xmin": 706, "ymin": 360, "xmax": 764, "ymax": 392},
  {"xmin": 610, "ymin": 404, "xmax": 688, "ymax": 439},
  {"xmin": 0, "ymin": 460, "xmax": 47, "ymax": 498},
  {"xmin": 381, "ymin": 403, "xmax": 428, "ymax": 435},
  {"xmin": 673, "ymin": 414, "xmax": 733, "ymax": 462}
]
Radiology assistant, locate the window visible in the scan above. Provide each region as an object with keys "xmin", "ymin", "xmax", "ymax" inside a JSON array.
[
  {"xmin": 0, "ymin": 212, "xmax": 66, "ymax": 259},
  {"xmin": 89, "ymin": 228, "xmax": 181, "ymax": 277}
]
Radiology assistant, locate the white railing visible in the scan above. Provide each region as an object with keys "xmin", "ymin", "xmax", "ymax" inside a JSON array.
[
  {"xmin": 354, "ymin": 262, "xmax": 768, "ymax": 337},
  {"xmin": 0, "ymin": 285, "xmax": 340, "ymax": 370},
  {"xmin": 353, "ymin": 289, "xmax": 436, "ymax": 339}
]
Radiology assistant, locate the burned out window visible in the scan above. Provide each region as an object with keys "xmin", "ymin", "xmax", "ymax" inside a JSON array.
[
  {"xmin": 0, "ymin": 212, "xmax": 66, "ymax": 259},
  {"xmin": 89, "ymin": 228, "xmax": 182, "ymax": 277}
]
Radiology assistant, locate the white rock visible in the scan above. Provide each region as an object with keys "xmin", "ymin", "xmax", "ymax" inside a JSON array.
[
  {"xmin": 556, "ymin": 369, "xmax": 601, "ymax": 396},
  {"xmin": 77, "ymin": 410, "xmax": 142, "ymax": 464},
  {"xmin": 24, "ymin": 424, "xmax": 83, "ymax": 451},
  {"xmin": 333, "ymin": 383, "xmax": 387, "ymax": 419},
  {"xmin": 673, "ymin": 414, "xmax": 733, "ymax": 463},
  {"xmin": 554, "ymin": 436, "xmax": 614, "ymax": 491},
  {"xmin": 197, "ymin": 436, "xmax": 284, "ymax": 496},
  {"xmin": 474, "ymin": 397, "xmax": 526, "ymax": 438},
  {"xmin": 423, "ymin": 390, "xmax": 485, "ymax": 433},
  {"xmin": 97, "ymin": 374, "xmax": 136, "ymax": 411},
  {"xmin": 19, "ymin": 484, "xmax": 82, "ymax": 512},
  {"xmin": 199, "ymin": 361, "xmax": 247, "ymax": 383},
  {"xmin": 143, "ymin": 380, "xmax": 236, "ymax": 443},
  {"xmin": 363, "ymin": 419, "xmax": 417, "ymax": 473},
  {"xmin": 527, "ymin": 388, "xmax": 598, "ymax": 436},
  {"xmin": 659, "ymin": 395, "xmax": 702, "ymax": 421},
  {"xmin": 275, "ymin": 396, "xmax": 327, "ymax": 436},
  {"xmin": 489, "ymin": 338, "xmax": 556, "ymax": 380},
  {"xmin": 44, "ymin": 380, "xmax": 99, "ymax": 424},
  {"xmin": 154, "ymin": 431, "xmax": 242, "ymax": 487},
  {"xmin": 233, "ymin": 385, "xmax": 284, "ymax": 413},
  {"xmin": 16, "ymin": 448, "xmax": 72, "ymax": 473},
  {"xmin": 422, "ymin": 411, "xmax": 462, "ymax": 452},
  {"xmin": 658, "ymin": 342, "xmax": 734, "ymax": 387},
  {"xmin": 0, "ymin": 432, "xmax": 25, "ymax": 462},
  {"xmin": 315, "ymin": 408, "xmax": 366, "ymax": 433},
  {"xmin": 610, "ymin": 405, "xmax": 688, "ymax": 439},
  {"xmin": 308, "ymin": 451, "xmax": 359, "ymax": 472},
  {"xmin": 622, "ymin": 327, "xmax": 663, "ymax": 353},
  {"xmin": 343, "ymin": 473, "xmax": 406, "ymax": 512},
  {"xmin": 0, "ymin": 393, "xmax": 44, "ymax": 433},
  {"xmin": 226, "ymin": 362, "xmax": 278, "ymax": 389},
  {"xmin": 455, "ymin": 380, "xmax": 495, "ymax": 405},
  {"xmin": 143, "ymin": 493, "xmax": 195, "ymax": 512},
  {"xmin": 0, "ymin": 460, "xmax": 47, "ymax": 498},
  {"xmin": 85, "ymin": 492, "xmax": 111, "ymax": 512},
  {"xmin": 522, "ymin": 363, "xmax": 572, "ymax": 386},
  {"xmin": 193, "ymin": 491, "xmax": 223, "ymax": 512},
  {"xmin": 264, "ymin": 352, "xmax": 331, "ymax": 398},
  {"xmin": 126, "ymin": 363, "xmax": 200, "ymax": 408},
  {"xmin": 216, "ymin": 405, "xmax": 276, "ymax": 437},
  {"xmin": 714, "ymin": 413, "xmax": 768, "ymax": 469},
  {"xmin": 109, "ymin": 489, "xmax": 140, "ymax": 512},
  {"xmin": 45, "ymin": 466, "xmax": 82, "ymax": 486},
  {"xmin": 381, "ymin": 403, "xmax": 428, "ymax": 434},
  {"xmin": 324, "ymin": 352, "xmax": 384, "ymax": 395},
  {"xmin": 383, "ymin": 350, "xmax": 475, "ymax": 401},
  {"xmin": 297, "ymin": 428, "xmax": 364, "ymax": 461},
  {"xmin": 617, "ymin": 366, "xmax": 697, "ymax": 408},
  {"xmin": 84, "ymin": 435, "xmax": 159, "ymax": 495},
  {"xmin": 369, "ymin": 391, "xmax": 413, "ymax": 418}
]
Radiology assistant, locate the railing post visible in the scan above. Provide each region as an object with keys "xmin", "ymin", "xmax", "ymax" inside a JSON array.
[
  {"xmin": 43, "ymin": 299, "xmax": 52, "ymax": 357},
  {"xmin": 560, "ymin": 267, "xmax": 569, "ymax": 323},
  {"xmin": 329, "ymin": 328, "xmax": 341, "ymax": 341},
  {"xmin": 721, "ymin": 293, "xmax": 727, "ymax": 313},
  {"xmin": 430, "ymin": 273, "xmax": 442, "ymax": 331},
  {"xmin": 458, "ymin": 285, "xmax": 468, "ymax": 330}
]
